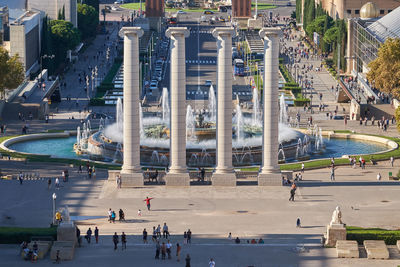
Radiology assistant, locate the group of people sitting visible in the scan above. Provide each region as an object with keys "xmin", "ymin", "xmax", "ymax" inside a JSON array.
[{"xmin": 21, "ymin": 241, "xmax": 38, "ymax": 262}]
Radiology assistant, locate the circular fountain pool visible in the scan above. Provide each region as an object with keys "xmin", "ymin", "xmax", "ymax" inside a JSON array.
[{"xmin": 7, "ymin": 135, "xmax": 390, "ymax": 164}]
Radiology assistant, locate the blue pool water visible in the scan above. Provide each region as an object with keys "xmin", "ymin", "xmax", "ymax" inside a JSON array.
[{"xmin": 9, "ymin": 136, "xmax": 388, "ymax": 163}]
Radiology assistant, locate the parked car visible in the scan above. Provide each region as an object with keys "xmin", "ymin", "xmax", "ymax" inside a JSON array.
[
  {"xmin": 219, "ymin": 17, "xmax": 226, "ymax": 22},
  {"xmin": 203, "ymin": 10, "xmax": 214, "ymax": 15},
  {"xmin": 177, "ymin": 10, "xmax": 186, "ymax": 14}
]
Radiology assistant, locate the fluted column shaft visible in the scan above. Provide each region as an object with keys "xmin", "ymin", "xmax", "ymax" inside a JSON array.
[
  {"xmin": 213, "ymin": 28, "xmax": 236, "ymax": 175},
  {"xmin": 260, "ymin": 28, "xmax": 281, "ymax": 174},
  {"xmin": 166, "ymin": 27, "xmax": 190, "ymax": 174},
  {"xmin": 121, "ymin": 27, "xmax": 143, "ymax": 174}
]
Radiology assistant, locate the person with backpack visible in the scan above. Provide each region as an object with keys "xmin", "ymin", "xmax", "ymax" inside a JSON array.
[{"xmin": 121, "ymin": 232, "xmax": 127, "ymax": 250}]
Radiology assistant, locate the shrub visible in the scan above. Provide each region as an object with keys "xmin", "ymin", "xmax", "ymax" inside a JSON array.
[
  {"xmin": 0, "ymin": 227, "xmax": 57, "ymax": 244},
  {"xmin": 346, "ymin": 226, "xmax": 400, "ymax": 245},
  {"xmin": 293, "ymin": 98, "xmax": 310, "ymax": 106},
  {"xmin": 89, "ymin": 98, "xmax": 106, "ymax": 106}
]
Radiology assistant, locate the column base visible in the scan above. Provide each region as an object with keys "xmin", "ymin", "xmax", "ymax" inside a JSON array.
[
  {"xmin": 211, "ymin": 172, "xmax": 237, "ymax": 186},
  {"xmin": 165, "ymin": 172, "xmax": 190, "ymax": 186},
  {"xmin": 107, "ymin": 170, "xmax": 120, "ymax": 181},
  {"xmin": 258, "ymin": 172, "xmax": 282, "ymax": 186},
  {"xmin": 120, "ymin": 172, "xmax": 144, "ymax": 187}
]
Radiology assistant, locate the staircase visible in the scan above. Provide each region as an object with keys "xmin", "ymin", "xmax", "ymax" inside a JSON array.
[{"xmin": 245, "ymin": 31, "xmax": 264, "ymax": 54}]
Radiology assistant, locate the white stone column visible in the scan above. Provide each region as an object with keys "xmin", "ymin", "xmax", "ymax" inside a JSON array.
[
  {"xmin": 119, "ymin": 27, "xmax": 144, "ymax": 186},
  {"xmin": 165, "ymin": 27, "xmax": 190, "ymax": 186},
  {"xmin": 259, "ymin": 28, "xmax": 282, "ymax": 186},
  {"xmin": 211, "ymin": 27, "xmax": 237, "ymax": 186}
]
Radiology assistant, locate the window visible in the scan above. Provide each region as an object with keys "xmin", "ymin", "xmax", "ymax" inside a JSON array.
[
  {"xmin": 380, "ymin": 9, "xmax": 384, "ymax": 15},
  {"xmin": 347, "ymin": 9, "xmax": 351, "ymax": 14},
  {"xmin": 355, "ymin": 9, "xmax": 360, "ymax": 14},
  {"xmin": 388, "ymin": 9, "xmax": 392, "ymax": 13}
]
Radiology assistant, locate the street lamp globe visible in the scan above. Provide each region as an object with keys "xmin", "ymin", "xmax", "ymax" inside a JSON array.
[{"xmin": 52, "ymin": 193, "xmax": 57, "ymax": 200}]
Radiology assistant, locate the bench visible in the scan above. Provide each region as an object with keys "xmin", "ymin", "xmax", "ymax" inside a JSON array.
[
  {"xmin": 336, "ymin": 240, "xmax": 359, "ymax": 258},
  {"xmin": 364, "ymin": 240, "xmax": 389, "ymax": 259}
]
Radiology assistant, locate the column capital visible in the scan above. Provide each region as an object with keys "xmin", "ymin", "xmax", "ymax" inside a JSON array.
[
  {"xmin": 212, "ymin": 27, "xmax": 236, "ymax": 39},
  {"xmin": 119, "ymin": 27, "xmax": 144, "ymax": 38},
  {"xmin": 259, "ymin": 27, "xmax": 281, "ymax": 39},
  {"xmin": 165, "ymin": 27, "xmax": 190, "ymax": 38}
]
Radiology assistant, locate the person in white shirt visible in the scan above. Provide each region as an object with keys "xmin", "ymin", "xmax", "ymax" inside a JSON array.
[
  {"xmin": 377, "ymin": 173, "xmax": 381, "ymax": 181},
  {"xmin": 209, "ymin": 258, "xmax": 216, "ymax": 267}
]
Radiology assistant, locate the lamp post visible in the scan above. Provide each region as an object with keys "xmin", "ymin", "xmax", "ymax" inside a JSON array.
[
  {"xmin": 52, "ymin": 193, "xmax": 57, "ymax": 225},
  {"xmin": 86, "ymin": 75, "xmax": 90, "ymax": 100},
  {"xmin": 40, "ymin": 54, "xmax": 55, "ymax": 82}
]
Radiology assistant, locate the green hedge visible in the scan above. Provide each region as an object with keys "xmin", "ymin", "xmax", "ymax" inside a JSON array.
[
  {"xmin": 346, "ymin": 226, "xmax": 400, "ymax": 245},
  {"xmin": 0, "ymin": 227, "xmax": 57, "ymax": 244},
  {"xmin": 293, "ymin": 98, "xmax": 310, "ymax": 106},
  {"xmin": 279, "ymin": 63, "xmax": 295, "ymax": 84},
  {"xmin": 89, "ymin": 98, "xmax": 106, "ymax": 106}
]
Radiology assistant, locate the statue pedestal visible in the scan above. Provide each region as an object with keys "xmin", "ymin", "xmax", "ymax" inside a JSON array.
[
  {"xmin": 120, "ymin": 172, "xmax": 144, "ymax": 187},
  {"xmin": 325, "ymin": 224, "xmax": 346, "ymax": 247},
  {"xmin": 165, "ymin": 173, "xmax": 190, "ymax": 186},
  {"xmin": 258, "ymin": 172, "xmax": 282, "ymax": 186}
]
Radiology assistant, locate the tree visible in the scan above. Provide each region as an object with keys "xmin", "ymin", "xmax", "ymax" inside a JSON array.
[
  {"xmin": 367, "ymin": 38, "xmax": 400, "ymax": 98},
  {"xmin": 49, "ymin": 20, "xmax": 81, "ymax": 66},
  {"xmin": 395, "ymin": 106, "xmax": 400, "ymax": 132},
  {"xmin": 305, "ymin": 15, "xmax": 329, "ymax": 37},
  {"xmin": 77, "ymin": 4, "xmax": 99, "ymax": 38},
  {"xmin": 0, "ymin": 47, "xmax": 24, "ymax": 96},
  {"xmin": 58, "ymin": 5, "xmax": 65, "ymax": 20},
  {"xmin": 83, "ymin": 0, "xmax": 99, "ymax": 13},
  {"xmin": 295, "ymin": 0, "xmax": 302, "ymax": 23},
  {"xmin": 323, "ymin": 27, "xmax": 339, "ymax": 45}
]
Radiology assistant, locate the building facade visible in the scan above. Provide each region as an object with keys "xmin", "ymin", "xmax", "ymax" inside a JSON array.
[
  {"xmin": 9, "ymin": 10, "xmax": 41, "ymax": 76},
  {"xmin": 28, "ymin": 0, "xmax": 77, "ymax": 27},
  {"xmin": 232, "ymin": 0, "xmax": 251, "ymax": 18},
  {"xmin": 146, "ymin": 0, "xmax": 164, "ymax": 17},
  {"xmin": 313, "ymin": 0, "xmax": 400, "ymax": 19},
  {"xmin": 0, "ymin": 6, "xmax": 9, "ymax": 44}
]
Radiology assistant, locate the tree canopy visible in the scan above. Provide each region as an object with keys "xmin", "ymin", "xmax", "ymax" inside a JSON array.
[
  {"xmin": 82, "ymin": 0, "xmax": 99, "ymax": 13},
  {"xmin": 50, "ymin": 20, "xmax": 80, "ymax": 50},
  {"xmin": 367, "ymin": 38, "xmax": 400, "ymax": 98},
  {"xmin": 0, "ymin": 47, "xmax": 24, "ymax": 94},
  {"xmin": 77, "ymin": 4, "xmax": 99, "ymax": 38},
  {"xmin": 323, "ymin": 27, "xmax": 339, "ymax": 45}
]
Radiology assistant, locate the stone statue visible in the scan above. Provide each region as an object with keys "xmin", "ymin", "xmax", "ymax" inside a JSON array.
[{"xmin": 330, "ymin": 206, "xmax": 343, "ymax": 225}]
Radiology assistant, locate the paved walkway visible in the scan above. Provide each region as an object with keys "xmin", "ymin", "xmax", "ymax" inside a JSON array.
[{"xmin": 1, "ymin": 158, "xmax": 400, "ymax": 265}]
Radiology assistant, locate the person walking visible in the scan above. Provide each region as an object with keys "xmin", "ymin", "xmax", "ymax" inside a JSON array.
[
  {"xmin": 152, "ymin": 226, "xmax": 157, "ymax": 242},
  {"xmin": 47, "ymin": 178, "xmax": 51, "ymax": 190},
  {"xmin": 176, "ymin": 243, "xmax": 181, "ymax": 262},
  {"xmin": 112, "ymin": 232, "xmax": 119, "ymax": 250},
  {"xmin": 209, "ymin": 258, "xmax": 216, "ymax": 267},
  {"xmin": 111, "ymin": 210, "xmax": 116, "ymax": 223},
  {"xmin": 143, "ymin": 228, "xmax": 148, "ymax": 243},
  {"xmin": 144, "ymin": 196, "xmax": 153, "ymax": 211},
  {"xmin": 183, "ymin": 231, "xmax": 187, "ymax": 244},
  {"xmin": 187, "ymin": 229, "xmax": 192, "ymax": 244},
  {"xmin": 94, "ymin": 227, "xmax": 99, "ymax": 244},
  {"xmin": 156, "ymin": 224, "xmax": 161, "ymax": 238},
  {"xmin": 108, "ymin": 208, "xmax": 112, "ymax": 223},
  {"xmin": 18, "ymin": 172, "xmax": 23, "ymax": 185},
  {"xmin": 296, "ymin": 218, "xmax": 301, "ymax": 228},
  {"xmin": 289, "ymin": 188, "xmax": 295, "ymax": 201},
  {"xmin": 161, "ymin": 242, "xmax": 166, "ymax": 260},
  {"xmin": 116, "ymin": 175, "xmax": 121, "ymax": 189},
  {"xmin": 390, "ymin": 156, "xmax": 394, "ymax": 167},
  {"xmin": 166, "ymin": 240, "xmax": 172, "ymax": 259},
  {"xmin": 185, "ymin": 254, "xmax": 191, "ymax": 267},
  {"xmin": 121, "ymin": 232, "xmax": 127, "ymax": 250},
  {"xmin": 301, "ymin": 163, "xmax": 305, "ymax": 173},
  {"xmin": 330, "ymin": 167, "xmax": 335, "ymax": 181},
  {"xmin": 86, "ymin": 228, "xmax": 92, "ymax": 244},
  {"xmin": 377, "ymin": 173, "xmax": 381, "ymax": 181},
  {"xmin": 55, "ymin": 178, "xmax": 60, "ymax": 189},
  {"xmin": 119, "ymin": 209, "xmax": 125, "ymax": 222},
  {"xmin": 163, "ymin": 223, "xmax": 169, "ymax": 238},
  {"xmin": 155, "ymin": 241, "xmax": 160, "ymax": 259}
]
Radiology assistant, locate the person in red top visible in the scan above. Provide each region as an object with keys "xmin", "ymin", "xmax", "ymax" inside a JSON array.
[{"xmin": 144, "ymin": 196, "xmax": 153, "ymax": 211}]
